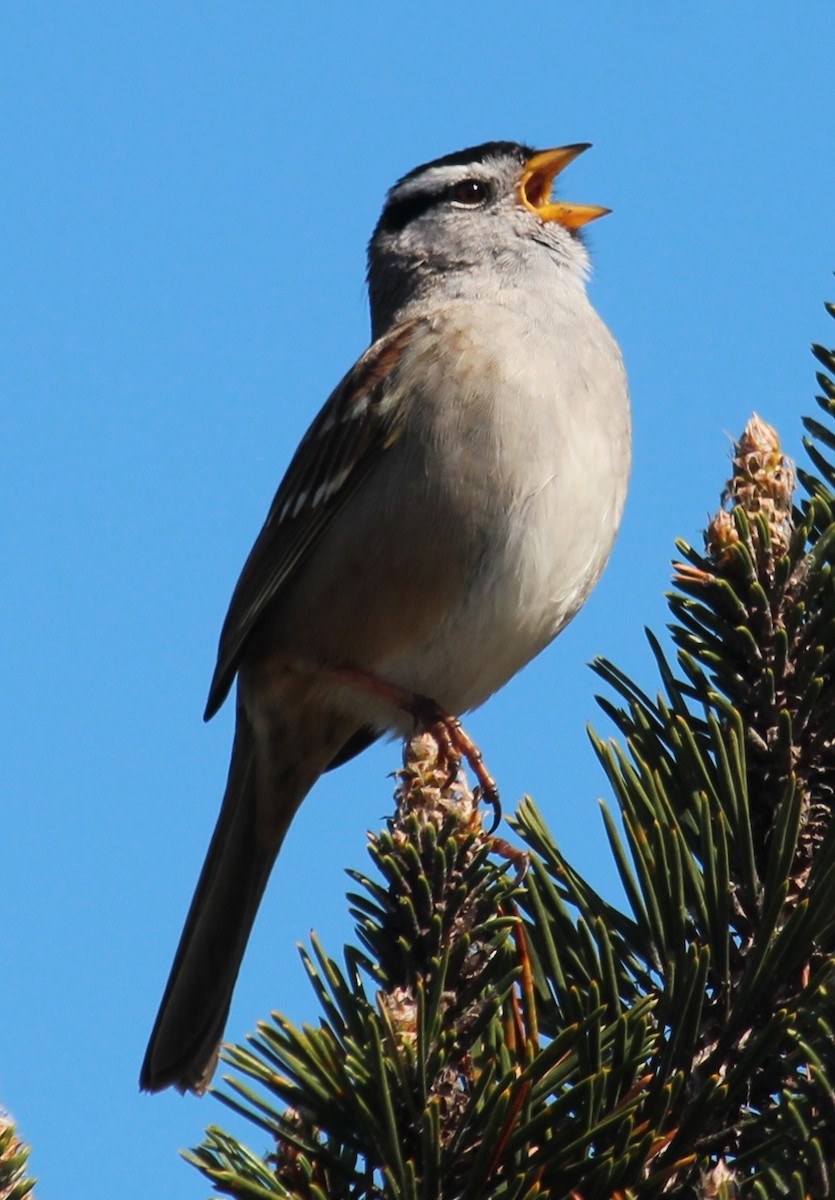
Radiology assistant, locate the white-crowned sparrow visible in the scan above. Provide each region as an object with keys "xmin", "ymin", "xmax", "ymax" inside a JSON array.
[{"xmin": 141, "ymin": 140, "xmax": 631, "ymax": 1093}]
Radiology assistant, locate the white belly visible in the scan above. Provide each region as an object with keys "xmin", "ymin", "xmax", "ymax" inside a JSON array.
[{"xmin": 377, "ymin": 298, "xmax": 631, "ymax": 716}]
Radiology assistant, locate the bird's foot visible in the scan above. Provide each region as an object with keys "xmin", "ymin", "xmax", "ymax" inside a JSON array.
[
  {"xmin": 408, "ymin": 700, "xmax": 501, "ymax": 832},
  {"xmin": 329, "ymin": 663, "xmax": 501, "ymax": 831}
]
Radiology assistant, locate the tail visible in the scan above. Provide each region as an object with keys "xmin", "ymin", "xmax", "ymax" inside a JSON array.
[{"xmin": 140, "ymin": 711, "xmax": 298, "ymax": 1094}]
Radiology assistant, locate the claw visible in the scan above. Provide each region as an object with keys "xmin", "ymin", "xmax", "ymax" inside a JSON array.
[
  {"xmin": 420, "ymin": 712, "xmax": 501, "ymax": 831},
  {"xmin": 326, "ymin": 662, "xmax": 501, "ymax": 829}
]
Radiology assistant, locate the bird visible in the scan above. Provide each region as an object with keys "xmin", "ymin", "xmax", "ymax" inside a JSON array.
[{"xmin": 140, "ymin": 140, "xmax": 631, "ymax": 1094}]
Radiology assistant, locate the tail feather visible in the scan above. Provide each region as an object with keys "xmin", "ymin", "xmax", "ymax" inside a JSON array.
[{"xmin": 140, "ymin": 713, "xmax": 293, "ymax": 1093}]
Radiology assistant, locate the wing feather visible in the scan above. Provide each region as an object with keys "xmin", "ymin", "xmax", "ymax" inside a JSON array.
[{"xmin": 204, "ymin": 319, "xmax": 421, "ymax": 720}]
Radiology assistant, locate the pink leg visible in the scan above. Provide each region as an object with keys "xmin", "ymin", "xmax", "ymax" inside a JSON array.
[{"xmin": 329, "ymin": 663, "xmax": 501, "ymax": 830}]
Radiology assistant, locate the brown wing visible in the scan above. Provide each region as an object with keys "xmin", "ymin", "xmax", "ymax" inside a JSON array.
[{"xmin": 204, "ymin": 319, "xmax": 421, "ymax": 720}]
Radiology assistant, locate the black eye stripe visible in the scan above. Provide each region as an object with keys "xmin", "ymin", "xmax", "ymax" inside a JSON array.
[
  {"xmin": 380, "ymin": 178, "xmax": 491, "ymax": 233},
  {"xmin": 379, "ymin": 190, "xmax": 440, "ymax": 234}
]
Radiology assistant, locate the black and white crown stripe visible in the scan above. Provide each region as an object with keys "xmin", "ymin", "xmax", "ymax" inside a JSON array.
[{"xmin": 377, "ymin": 141, "xmax": 536, "ymax": 235}]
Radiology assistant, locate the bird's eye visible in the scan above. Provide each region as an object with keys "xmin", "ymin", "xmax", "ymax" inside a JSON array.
[{"xmin": 450, "ymin": 179, "xmax": 488, "ymax": 207}]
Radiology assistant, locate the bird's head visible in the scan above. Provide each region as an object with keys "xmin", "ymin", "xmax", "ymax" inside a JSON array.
[{"xmin": 367, "ymin": 140, "xmax": 609, "ymax": 335}]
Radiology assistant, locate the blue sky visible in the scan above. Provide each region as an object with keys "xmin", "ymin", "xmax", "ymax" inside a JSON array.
[{"xmin": 3, "ymin": 4, "xmax": 834, "ymax": 1197}]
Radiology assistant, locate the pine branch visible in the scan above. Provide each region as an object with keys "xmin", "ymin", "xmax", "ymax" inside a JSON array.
[{"xmin": 0, "ymin": 1113, "xmax": 35, "ymax": 1200}]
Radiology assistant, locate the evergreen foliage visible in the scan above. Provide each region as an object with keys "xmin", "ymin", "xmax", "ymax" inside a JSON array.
[
  {"xmin": 189, "ymin": 309, "xmax": 835, "ymax": 1199},
  {"xmin": 0, "ymin": 1114, "xmax": 35, "ymax": 1200}
]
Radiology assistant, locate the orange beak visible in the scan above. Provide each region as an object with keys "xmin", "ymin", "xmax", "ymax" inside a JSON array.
[{"xmin": 518, "ymin": 144, "xmax": 610, "ymax": 230}]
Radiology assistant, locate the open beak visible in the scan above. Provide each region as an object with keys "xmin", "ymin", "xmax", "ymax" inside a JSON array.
[{"xmin": 518, "ymin": 144, "xmax": 610, "ymax": 230}]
